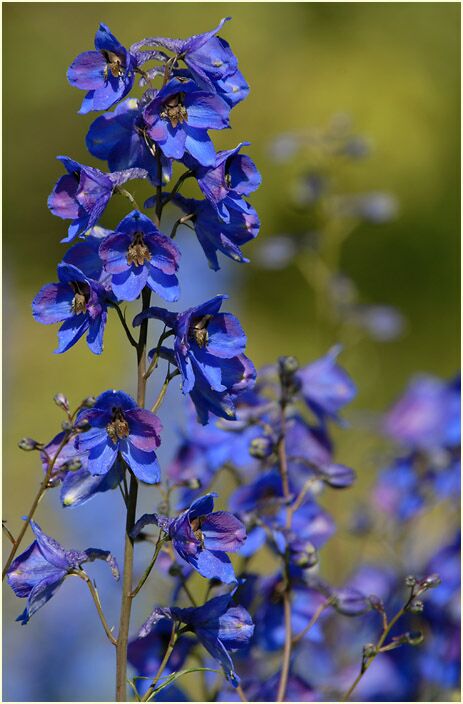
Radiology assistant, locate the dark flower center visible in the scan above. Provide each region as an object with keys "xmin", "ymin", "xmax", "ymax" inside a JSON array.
[
  {"xmin": 106, "ymin": 408, "xmax": 130, "ymax": 443},
  {"xmin": 190, "ymin": 315, "xmax": 213, "ymax": 348},
  {"xmin": 190, "ymin": 517, "xmax": 205, "ymax": 547},
  {"xmin": 70, "ymin": 281, "xmax": 91, "ymax": 315},
  {"xmin": 127, "ymin": 232, "xmax": 152, "ymax": 267},
  {"xmin": 101, "ymin": 50, "xmax": 125, "ymax": 79},
  {"xmin": 160, "ymin": 93, "xmax": 188, "ymax": 128}
]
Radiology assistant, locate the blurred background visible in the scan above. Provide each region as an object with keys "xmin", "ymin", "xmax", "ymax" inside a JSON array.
[{"xmin": 3, "ymin": 2, "xmax": 460, "ymax": 701}]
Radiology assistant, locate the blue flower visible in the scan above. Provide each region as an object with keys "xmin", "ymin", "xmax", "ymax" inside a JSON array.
[
  {"xmin": 76, "ymin": 390, "xmax": 162, "ymax": 483},
  {"xmin": 138, "ymin": 593, "xmax": 254, "ymax": 687},
  {"xmin": 62, "ymin": 226, "xmax": 113, "ymax": 290},
  {"xmin": 215, "ymin": 68, "xmax": 249, "ymax": 107},
  {"xmin": 383, "ymin": 374, "xmax": 460, "ymax": 451},
  {"xmin": 48, "ymin": 156, "xmax": 147, "ymax": 242},
  {"xmin": 183, "ymin": 142, "xmax": 261, "ymax": 222},
  {"xmin": 86, "ymin": 99, "xmax": 172, "ymax": 185},
  {"xmin": 143, "ymin": 18, "xmax": 237, "ymax": 92},
  {"xmin": 143, "ymin": 78, "xmax": 230, "ymax": 166},
  {"xmin": 98, "ymin": 210, "xmax": 180, "ymax": 301},
  {"xmin": 7, "ymin": 520, "xmax": 118, "ymax": 624},
  {"xmin": 167, "ymin": 194, "xmax": 260, "ymax": 270},
  {"xmin": 297, "ymin": 345, "xmax": 356, "ymax": 424},
  {"xmin": 32, "ymin": 263, "xmax": 110, "ymax": 354},
  {"xmin": 134, "ymin": 295, "xmax": 255, "ymax": 424},
  {"xmin": 132, "ymin": 493, "xmax": 246, "ymax": 583},
  {"xmin": 67, "ymin": 23, "xmax": 138, "ymax": 114}
]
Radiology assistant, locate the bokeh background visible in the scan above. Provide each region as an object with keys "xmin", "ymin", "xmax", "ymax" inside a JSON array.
[{"xmin": 3, "ymin": 2, "xmax": 460, "ymax": 701}]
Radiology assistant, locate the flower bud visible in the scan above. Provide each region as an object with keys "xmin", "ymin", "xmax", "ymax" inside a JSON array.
[
  {"xmin": 75, "ymin": 418, "xmax": 90, "ymax": 430},
  {"xmin": 61, "ymin": 420, "xmax": 72, "ymax": 431},
  {"xmin": 406, "ymin": 630, "xmax": 424, "ymax": 646},
  {"xmin": 81, "ymin": 396, "xmax": 96, "ymax": 408},
  {"xmin": 321, "ymin": 463, "xmax": 356, "ymax": 489},
  {"xmin": 423, "ymin": 573, "xmax": 441, "ymax": 590},
  {"xmin": 278, "ymin": 355, "xmax": 299, "ymax": 376},
  {"xmin": 405, "ymin": 575, "xmax": 417, "ymax": 588},
  {"xmin": 249, "ymin": 436, "xmax": 274, "ymax": 459},
  {"xmin": 408, "ymin": 599, "xmax": 424, "ymax": 614},
  {"xmin": 291, "ymin": 541, "xmax": 319, "ymax": 569},
  {"xmin": 368, "ymin": 595, "xmax": 385, "ymax": 612},
  {"xmin": 53, "ymin": 393, "xmax": 69, "ymax": 412},
  {"xmin": 182, "ymin": 478, "xmax": 201, "ymax": 490},
  {"xmin": 333, "ymin": 588, "xmax": 371, "ymax": 616},
  {"xmin": 18, "ymin": 437, "xmax": 41, "ymax": 451}
]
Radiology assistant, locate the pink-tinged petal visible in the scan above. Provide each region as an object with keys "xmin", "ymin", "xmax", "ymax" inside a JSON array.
[
  {"xmin": 201, "ymin": 511, "xmax": 246, "ymax": 552},
  {"xmin": 125, "ymin": 408, "xmax": 162, "ymax": 451},
  {"xmin": 67, "ymin": 51, "xmax": 106, "ymax": 90},
  {"xmin": 48, "ymin": 175, "xmax": 81, "ymax": 219},
  {"xmin": 99, "ymin": 233, "xmax": 131, "ymax": 274},
  {"xmin": 32, "ymin": 283, "xmax": 73, "ymax": 324}
]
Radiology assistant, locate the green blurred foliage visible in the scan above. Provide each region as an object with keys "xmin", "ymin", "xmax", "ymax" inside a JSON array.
[{"xmin": 3, "ymin": 0, "xmax": 460, "ymax": 684}]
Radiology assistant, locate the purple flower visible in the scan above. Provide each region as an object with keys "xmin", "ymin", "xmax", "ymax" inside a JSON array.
[
  {"xmin": 76, "ymin": 390, "xmax": 162, "ymax": 483},
  {"xmin": 61, "ymin": 460, "xmax": 125, "ymax": 508},
  {"xmin": 132, "ymin": 493, "xmax": 246, "ymax": 583},
  {"xmin": 383, "ymin": 374, "xmax": 460, "ymax": 450},
  {"xmin": 138, "ymin": 593, "xmax": 254, "ymax": 687},
  {"xmin": 48, "ymin": 156, "xmax": 147, "ymax": 242},
  {"xmin": 134, "ymin": 295, "xmax": 255, "ymax": 424},
  {"xmin": 62, "ymin": 227, "xmax": 112, "ymax": 290},
  {"xmin": 142, "ymin": 18, "xmax": 237, "ymax": 92},
  {"xmin": 168, "ymin": 194, "xmax": 260, "ymax": 270},
  {"xmin": 99, "ymin": 210, "xmax": 180, "ymax": 301},
  {"xmin": 86, "ymin": 99, "xmax": 172, "ymax": 185},
  {"xmin": 183, "ymin": 142, "xmax": 261, "ymax": 222},
  {"xmin": 143, "ymin": 78, "xmax": 230, "ymax": 166},
  {"xmin": 67, "ymin": 23, "xmax": 137, "ymax": 114},
  {"xmin": 297, "ymin": 345, "xmax": 356, "ymax": 424},
  {"xmin": 32, "ymin": 263, "xmax": 109, "ymax": 354},
  {"xmin": 7, "ymin": 520, "xmax": 118, "ymax": 624}
]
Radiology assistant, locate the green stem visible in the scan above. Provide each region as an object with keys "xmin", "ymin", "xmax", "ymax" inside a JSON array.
[
  {"xmin": 113, "ymin": 304, "xmax": 138, "ymax": 348},
  {"xmin": 141, "ymin": 625, "xmax": 178, "ymax": 702},
  {"xmin": 130, "ymin": 533, "xmax": 165, "ymax": 598},
  {"xmin": 71, "ymin": 570, "xmax": 117, "ymax": 646},
  {"xmin": 151, "ymin": 370, "xmax": 180, "ymax": 414}
]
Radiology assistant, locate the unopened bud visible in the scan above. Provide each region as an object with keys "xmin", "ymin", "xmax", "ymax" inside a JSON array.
[
  {"xmin": 406, "ymin": 630, "xmax": 424, "ymax": 646},
  {"xmin": 405, "ymin": 575, "xmax": 417, "ymax": 588},
  {"xmin": 278, "ymin": 355, "xmax": 299, "ymax": 376},
  {"xmin": 61, "ymin": 420, "xmax": 72, "ymax": 431},
  {"xmin": 54, "ymin": 393, "xmax": 69, "ymax": 412},
  {"xmin": 18, "ymin": 437, "xmax": 40, "ymax": 451},
  {"xmin": 291, "ymin": 542, "xmax": 318, "ymax": 569},
  {"xmin": 183, "ymin": 478, "xmax": 201, "ymax": 490},
  {"xmin": 321, "ymin": 463, "xmax": 356, "ymax": 489},
  {"xmin": 368, "ymin": 595, "xmax": 384, "ymax": 611},
  {"xmin": 249, "ymin": 436, "xmax": 274, "ymax": 459},
  {"xmin": 333, "ymin": 588, "xmax": 370, "ymax": 616},
  {"xmin": 423, "ymin": 573, "xmax": 441, "ymax": 590},
  {"xmin": 408, "ymin": 599, "xmax": 424, "ymax": 614},
  {"xmin": 81, "ymin": 396, "xmax": 96, "ymax": 408},
  {"xmin": 75, "ymin": 418, "xmax": 90, "ymax": 430}
]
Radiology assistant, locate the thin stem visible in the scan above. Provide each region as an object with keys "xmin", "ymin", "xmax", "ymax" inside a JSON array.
[
  {"xmin": 291, "ymin": 600, "xmax": 331, "ymax": 645},
  {"xmin": 151, "ymin": 370, "xmax": 180, "ymax": 414},
  {"xmin": 170, "ymin": 213, "xmax": 195, "ymax": 239},
  {"xmin": 3, "ymin": 431, "xmax": 73, "ymax": 579},
  {"xmin": 154, "ymin": 151, "xmax": 163, "ymax": 226},
  {"xmin": 2, "ymin": 522, "xmax": 16, "ymax": 544},
  {"xmin": 71, "ymin": 570, "xmax": 117, "ymax": 646},
  {"xmin": 113, "ymin": 304, "xmax": 138, "ymax": 348},
  {"xmin": 141, "ymin": 624, "xmax": 178, "ymax": 702},
  {"xmin": 341, "ymin": 593, "xmax": 414, "ymax": 701},
  {"xmin": 115, "ymin": 285, "xmax": 151, "ymax": 701},
  {"xmin": 236, "ymin": 684, "xmax": 249, "ymax": 703},
  {"xmin": 130, "ymin": 533, "xmax": 165, "ymax": 598},
  {"xmin": 144, "ymin": 328, "xmax": 174, "ymax": 381},
  {"xmin": 276, "ymin": 402, "xmax": 293, "ymax": 703}
]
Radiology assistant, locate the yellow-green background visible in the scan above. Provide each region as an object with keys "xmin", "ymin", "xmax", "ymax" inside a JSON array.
[{"xmin": 3, "ymin": 2, "xmax": 460, "ymax": 701}]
